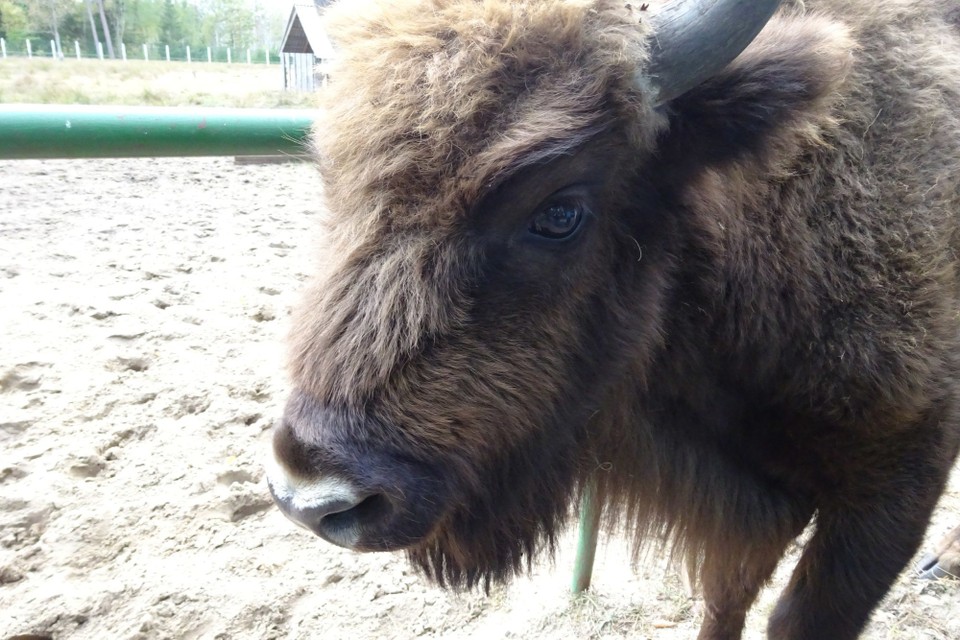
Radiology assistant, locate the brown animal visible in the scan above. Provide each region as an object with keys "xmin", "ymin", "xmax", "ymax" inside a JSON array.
[{"xmin": 266, "ymin": 0, "xmax": 960, "ymax": 638}]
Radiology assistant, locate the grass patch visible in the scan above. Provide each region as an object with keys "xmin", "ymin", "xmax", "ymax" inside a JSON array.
[{"xmin": 0, "ymin": 58, "xmax": 316, "ymax": 108}]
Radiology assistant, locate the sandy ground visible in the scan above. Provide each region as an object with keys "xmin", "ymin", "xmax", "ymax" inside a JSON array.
[{"xmin": 0, "ymin": 157, "xmax": 957, "ymax": 640}]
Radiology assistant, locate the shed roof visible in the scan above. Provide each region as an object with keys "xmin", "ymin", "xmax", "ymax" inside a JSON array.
[{"xmin": 281, "ymin": 1, "xmax": 336, "ymax": 58}]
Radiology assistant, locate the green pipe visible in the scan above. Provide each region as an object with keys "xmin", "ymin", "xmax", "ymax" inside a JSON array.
[
  {"xmin": 572, "ymin": 478, "xmax": 602, "ymax": 594},
  {"xmin": 0, "ymin": 105, "xmax": 317, "ymax": 159}
]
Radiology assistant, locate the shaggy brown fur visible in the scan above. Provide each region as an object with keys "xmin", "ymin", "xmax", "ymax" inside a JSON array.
[{"xmin": 273, "ymin": 1, "xmax": 960, "ymax": 638}]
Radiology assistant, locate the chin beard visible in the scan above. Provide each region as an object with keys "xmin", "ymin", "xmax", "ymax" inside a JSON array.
[{"xmin": 405, "ymin": 434, "xmax": 583, "ymax": 591}]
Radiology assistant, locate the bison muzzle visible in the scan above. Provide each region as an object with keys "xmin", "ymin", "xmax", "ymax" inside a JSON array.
[{"xmin": 266, "ymin": 0, "xmax": 960, "ymax": 638}]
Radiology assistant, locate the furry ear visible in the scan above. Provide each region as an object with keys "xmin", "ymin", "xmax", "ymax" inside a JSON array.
[{"xmin": 656, "ymin": 14, "xmax": 855, "ymax": 168}]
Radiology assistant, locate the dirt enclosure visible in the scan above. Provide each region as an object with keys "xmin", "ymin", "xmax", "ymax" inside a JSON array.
[{"xmin": 0, "ymin": 158, "xmax": 957, "ymax": 639}]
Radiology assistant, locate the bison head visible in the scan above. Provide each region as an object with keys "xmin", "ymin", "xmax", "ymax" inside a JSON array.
[{"xmin": 267, "ymin": 0, "xmax": 843, "ymax": 589}]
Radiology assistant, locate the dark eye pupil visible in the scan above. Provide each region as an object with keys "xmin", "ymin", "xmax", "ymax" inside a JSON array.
[{"xmin": 530, "ymin": 203, "xmax": 582, "ymax": 239}]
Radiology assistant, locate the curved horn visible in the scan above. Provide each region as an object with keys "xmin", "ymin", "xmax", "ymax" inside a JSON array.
[{"xmin": 645, "ymin": 0, "xmax": 783, "ymax": 104}]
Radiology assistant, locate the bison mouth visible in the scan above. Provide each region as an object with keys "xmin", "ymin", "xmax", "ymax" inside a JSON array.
[
  {"xmin": 266, "ymin": 445, "xmax": 452, "ymax": 552},
  {"xmin": 266, "ymin": 397, "xmax": 458, "ymax": 553},
  {"xmin": 268, "ymin": 387, "xmax": 587, "ymax": 588}
]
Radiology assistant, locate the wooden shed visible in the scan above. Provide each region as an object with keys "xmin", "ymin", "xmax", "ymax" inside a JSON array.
[{"xmin": 281, "ymin": 1, "xmax": 336, "ymax": 92}]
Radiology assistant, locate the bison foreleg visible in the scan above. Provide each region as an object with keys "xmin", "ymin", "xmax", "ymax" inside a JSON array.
[
  {"xmin": 697, "ymin": 539, "xmax": 792, "ymax": 640},
  {"xmin": 767, "ymin": 459, "xmax": 947, "ymax": 639}
]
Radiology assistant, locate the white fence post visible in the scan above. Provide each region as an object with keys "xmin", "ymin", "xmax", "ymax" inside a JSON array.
[
  {"xmin": 186, "ymin": 45, "xmax": 191, "ymax": 63},
  {"xmin": 246, "ymin": 49, "xmax": 251, "ymax": 64},
  {"xmin": 26, "ymin": 39, "xmax": 32, "ymax": 58},
  {"xmin": 143, "ymin": 44, "xmax": 149, "ymax": 61},
  {"xmin": 165, "ymin": 44, "xmax": 170, "ymax": 62},
  {"xmin": 226, "ymin": 48, "xmax": 231, "ymax": 64},
  {"xmin": 121, "ymin": 42, "xmax": 127, "ymax": 61},
  {"xmin": 207, "ymin": 46, "xmax": 212, "ymax": 63},
  {"xmin": 75, "ymin": 40, "xmax": 81, "ymax": 60},
  {"xmin": 265, "ymin": 49, "xmax": 269, "ymax": 65},
  {"xmin": 50, "ymin": 40, "xmax": 56, "ymax": 58},
  {"xmin": 96, "ymin": 41, "xmax": 103, "ymax": 60},
  {"xmin": 1, "ymin": 38, "xmax": 6, "ymax": 59}
]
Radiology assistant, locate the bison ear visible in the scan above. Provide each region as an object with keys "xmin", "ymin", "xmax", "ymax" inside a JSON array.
[{"xmin": 655, "ymin": 15, "xmax": 855, "ymax": 168}]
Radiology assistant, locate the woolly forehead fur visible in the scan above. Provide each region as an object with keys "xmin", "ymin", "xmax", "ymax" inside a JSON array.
[{"xmin": 314, "ymin": 0, "xmax": 661, "ymax": 232}]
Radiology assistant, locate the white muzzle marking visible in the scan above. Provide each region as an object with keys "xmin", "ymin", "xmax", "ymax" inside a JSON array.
[{"xmin": 264, "ymin": 449, "xmax": 361, "ymax": 512}]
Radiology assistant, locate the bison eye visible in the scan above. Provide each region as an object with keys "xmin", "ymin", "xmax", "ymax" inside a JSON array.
[{"xmin": 528, "ymin": 200, "xmax": 585, "ymax": 240}]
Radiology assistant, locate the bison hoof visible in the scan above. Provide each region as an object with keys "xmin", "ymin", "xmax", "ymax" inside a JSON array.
[{"xmin": 916, "ymin": 525, "xmax": 960, "ymax": 581}]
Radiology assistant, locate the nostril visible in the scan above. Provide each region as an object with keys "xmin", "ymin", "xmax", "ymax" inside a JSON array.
[
  {"xmin": 300, "ymin": 493, "xmax": 392, "ymax": 545},
  {"xmin": 305, "ymin": 497, "xmax": 365, "ymax": 520},
  {"xmin": 317, "ymin": 493, "xmax": 389, "ymax": 528},
  {"xmin": 265, "ymin": 460, "xmax": 394, "ymax": 550}
]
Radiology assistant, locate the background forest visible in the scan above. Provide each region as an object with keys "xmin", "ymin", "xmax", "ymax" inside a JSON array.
[{"xmin": 0, "ymin": 0, "xmax": 292, "ymax": 60}]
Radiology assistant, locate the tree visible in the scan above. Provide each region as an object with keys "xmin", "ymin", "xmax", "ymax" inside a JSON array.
[
  {"xmin": 83, "ymin": 0, "xmax": 100, "ymax": 51},
  {"xmin": 0, "ymin": 0, "xmax": 292, "ymax": 57},
  {"xmin": 201, "ymin": 0, "xmax": 254, "ymax": 49},
  {"xmin": 159, "ymin": 0, "xmax": 179, "ymax": 45},
  {"xmin": 6, "ymin": 0, "xmax": 73, "ymax": 53},
  {"xmin": 96, "ymin": 0, "xmax": 114, "ymax": 57},
  {"xmin": 49, "ymin": 0, "xmax": 62, "ymax": 57},
  {"xmin": 112, "ymin": 0, "xmax": 127, "ymax": 47}
]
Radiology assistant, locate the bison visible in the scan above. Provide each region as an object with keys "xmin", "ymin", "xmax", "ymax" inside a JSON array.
[{"xmin": 266, "ymin": 0, "xmax": 960, "ymax": 638}]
